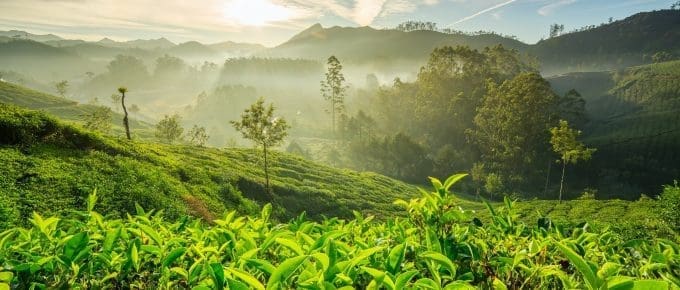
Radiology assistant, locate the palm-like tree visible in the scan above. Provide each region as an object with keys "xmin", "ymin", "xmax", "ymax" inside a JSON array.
[{"xmin": 118, "ymin": 87, "xmax": 131, "ymax": 140}]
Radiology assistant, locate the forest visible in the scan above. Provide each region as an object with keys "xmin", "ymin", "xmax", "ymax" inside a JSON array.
[{"xmin": 0, "ymin": 1, "xmax": 679, "ymax": 289}]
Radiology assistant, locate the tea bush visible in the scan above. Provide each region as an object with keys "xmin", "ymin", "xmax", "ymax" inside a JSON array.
[{"xmin": 0, "ymin": 175, "xmax": 677, "ymax": 289}]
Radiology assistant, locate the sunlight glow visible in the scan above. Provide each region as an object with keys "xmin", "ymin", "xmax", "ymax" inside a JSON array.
[{"xmin": 222, "ymin": 0, "xmax": 295, "ymax": 27}]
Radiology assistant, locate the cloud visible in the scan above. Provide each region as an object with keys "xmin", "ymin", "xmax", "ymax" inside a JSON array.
[
  {"xmin": 451, "ymin": 0, "xmax": 517, "ymax": 25},
  {"xmin": 537, "ymin": 0, "xmax": 577, "ymax": 16}
]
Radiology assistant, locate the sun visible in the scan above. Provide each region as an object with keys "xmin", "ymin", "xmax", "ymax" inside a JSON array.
[{"xmin": 223, "ymin": 0, "xmax": 295, "ymax": 27}]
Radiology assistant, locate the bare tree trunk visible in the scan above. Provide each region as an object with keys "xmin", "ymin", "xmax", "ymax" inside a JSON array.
[
  {"xmin": 558, "ymin": 161, "xmax": 566, "ymax": 203},
  {"xmin": 263, "ymin": 144, "xmax": 270, "ymax": 194},
  {"xmin": 331, "ymin": 98, "xmax": 335, "ymax": 137},
  {"xmin": 121, "ymin": 92, "xmax": 131, "ymax": 140}
]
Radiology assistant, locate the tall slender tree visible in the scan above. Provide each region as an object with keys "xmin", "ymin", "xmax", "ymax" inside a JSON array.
[
  {"xmin": 118, "ymin": 87, "xmax": 131, "ymax": 140},
  {"xmin": 231, "ymin": 98, "xmax": 289, "ymax": 193},
  {"xmin": 550, "ymin": 120, "xmax": 596, "ymax": 203},
  {"xmin": 321, "ymin": 55, "xmax": 347, "ymax": 137}
]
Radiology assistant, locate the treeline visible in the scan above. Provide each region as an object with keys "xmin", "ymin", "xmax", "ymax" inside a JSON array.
[{"xmin": 310, "ymin": 45, "xmax": 592, "ymax": 199}]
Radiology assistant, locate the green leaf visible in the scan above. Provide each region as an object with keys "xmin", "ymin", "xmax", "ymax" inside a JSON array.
[
  {"xmin": 261, "ymin": 203, "xmax": 272, "ymax": 222},
  {"xmin": 138, "ymin": 224, "xmax": 162, "ymax": 246},
  {"xmin": 266, "ymin": 255, "xmax": 309, "ymax": 290},
  {"xmin": 64, "ymin": 232, "xmax": 89, "ymax": 262},
  {"xmin": 598, "ymin": 262, "xmax": 622, "ymax": 279},
  {"xmin": 210, "ymin": 263, "xmax": 225, "ymax": 290},
  {"xmin": 395, "ymin": 270, "xmax": 419, "ymax": 289},
  {"xmin": 227, "ymin": 278, "xmax": 251, "ymax": 290},
  {"xmin": 130, "ymin": 243, "xmax": 140, "ymax": 272},
  {"xmin": 0, "ymin": 283, "xmax": 9, "ymax": 290},
  {"xmin": 420, "ymin": 251, "xmax": 457, "ymax": 277},
  {"xmin": 226, "ymin": 268, "xmax": 264, "ymax": 290},
  {"xmin": 0, "ymin": 272, "xmax": 13, "ymax": 283},
  {"xmin": 554, "ymin": 241, "xmax": 602, "ymax": 289},
  {"xmin": 102, "ymin": 227, "xmax": 121, "ymax": 254},
  {"xmin": 443, "ymin": 174, "xmax": 468, "ymax": 192},
  {"xmin": 162, "ymin": 247, "xmax": 187, "ymax": 268},
  {"xmin": 492, "ymin": 278, "xmax": 508, "ymax": 290},
  {"xmin": 443, "ymin": 282, "xmax": 476, "ymax": 290},
  {"xmin": 87, "ymin": 189, "xmax": 98, "ymax": 212},
  {"xmin": 607, "ymin": 276, "xmax": 634, "ymax": 290},
  {"xmin": 386, "ymin": 243, "xmax": 406, "ymax": 275},
  {"xmin": 629, "ymin": 280, "xmax": 671, "ymax": 290},
  {"xmin": 246, "ymin": 259, "xmax": 276, "ymax": 276},
  {"xmin": 274, "ymin": 237, "xmax": 304, "ymax": 256}
]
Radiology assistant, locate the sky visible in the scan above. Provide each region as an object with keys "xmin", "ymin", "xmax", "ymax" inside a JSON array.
[{"xmin": 0, "ymin": 0, "xmax": 675, "ymax": 47}]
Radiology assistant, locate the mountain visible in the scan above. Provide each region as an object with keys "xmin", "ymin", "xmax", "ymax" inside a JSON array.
[
  {"xmin": 0, "ymin": 30, "xmax": 63, "ymax": 42},
  {"xmin": 532, "ymin": 9, "xmax": 680, "ymax": 75},
  {"xmin": 166, "ymin": 41, "xmax": 219, "ymax": 59},
  {"xmin": 208, "ymin": 41, "xmax": 266, "ymax": 57},
  {"xmin": 0, "ymin": 39, "xmax": 97, "ymax": 79},
  {"xmin": 548, "ymin": 60, "xmax": 680, "ymax": 196},
  {"xmin": 264, "ymin": 24, "xmax": 529, "ymax": 63},
  {"xmin": 124, "ymin": 37, "xmax": 176, "ymax": 50},
  {"xmin": 263, "ymin": 10, "xmax": 679, "ymax": 75},
  {"xmin": 0, "ymin": 101, "xmax": 416, "ymax": 224}
]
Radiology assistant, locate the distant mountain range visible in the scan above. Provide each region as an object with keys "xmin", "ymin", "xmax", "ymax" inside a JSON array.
[{"xmin": 0, "ymin": 9, "xmax": 678, "ymax": 76}]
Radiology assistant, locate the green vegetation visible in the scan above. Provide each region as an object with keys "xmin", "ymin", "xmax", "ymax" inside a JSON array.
[
  {"xmin": 549, "ymin": 60, "xmax": 680, "ymax": 197},
  {"xmin": 0, "ymin": 103, "xmax": 416, "ymax": 229},
  {"xmin": 231, "ymin": 98, "xmax": 290, "ymax": 193},
  {"xmin": 550, "ymin": 120, "xmax": 596, "ymax": 202},
  {"xmin": 0, "ymin": 81, "xmax": 152, "ymax": 137},
  {"xmin": 155, "ymin": 113, "xmax": 184, "ymax": 144},
  {"xmin": 0, "ymin": 176, "xmax": 677, "ymax": 289}
]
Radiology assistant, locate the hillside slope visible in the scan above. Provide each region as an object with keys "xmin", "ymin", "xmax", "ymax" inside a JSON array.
[
  {"xmin": 0, "ymin": 81, "xmax": 152, "ymax": 135},
  {"xmin": 533, "ymin": 9, "xmax": 680, "ymax": 74},
  {"xmin": 0, "ymin": 103, "xmax": 416, "ymax": 228},
  {"xmin": 264, "ymin": 24, "xmax": 528, "ymax": 63},
  {"xmin": 548, "ymin": 60, "xmax": 680, "ymax": 196}
]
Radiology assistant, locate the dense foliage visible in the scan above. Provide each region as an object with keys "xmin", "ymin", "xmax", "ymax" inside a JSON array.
[{"xmin": 0, "ymin": 176, "xmax": 678, "ymax": 289}]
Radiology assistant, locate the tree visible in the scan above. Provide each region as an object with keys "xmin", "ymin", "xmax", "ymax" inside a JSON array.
[
  {"xmin": 82, "ymin": 106, "xmax": 112, "ymax": 133},
  {"xmin": 550, "ymin": 120, "xmax": 596, "ymax": 203},
  {"xmin": 231, "ymin": 98, "xmax": 290, "ymax": 193},
  {"xmin": 155, "ymin": 114, "xmax": 184, "ymax": 143},
  {"xmin": 118, "ymin": 87, "xmax": 131, "ymax": 140},
  {"xmin": 672, "ymin": 1, "xmax": 680, "ymax": 9},
  {"xmin": 321, "ymin": 55, "xmax": 347, "ymax": 137},
  {"xmin": 557, "ymin": 89, "xmax": 588, "ymax": 129},
  {"xmin": 110, "ymin": 94, "xmax": 121, "ymax": 112},
  {"xmin": 129, "ymin": 104, "xmax": 140, "ymax": 115},
  {"xmin": 471, "ymin": 73, "xmax": 558, "ymax": 189},
  {"xmin": 187, "ymin": 125, "xmax": 209, "ymax": 146},
  {"xmin": 55, "ymin": 80, "xmax": 69, "ymax": 97},
  {"xmin": 549, "ymin": 23, "xmax": 564, "ymax": 38},
  {"xmin": 652, "ymin": 51, "xmax": 673, "ymax": 63}
]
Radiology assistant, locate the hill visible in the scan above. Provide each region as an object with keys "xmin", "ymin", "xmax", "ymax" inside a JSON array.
[
  {"xmin": 0, "ymin": 30, "xmax": 62, "ymax": 42},
  {"xmin": 0, "ymin": 103, "xmax": 417, "ymax": 228},
  {"xmin": 0, "ymin": 39, "xmax": 97, "ymax": 79},
  {"xmin": 533, "ymin": 9, "xmax": 680, "ymax": 75},
  {"xmin": 548, "ymin": 60, "xmax": 680, "ymax": 196},
  {"xmin": 264, "ymin": 24, "xmax": 528, "ymax": 63},
  {"xmin": 0, "ymin": 81, "xmax": 151, "ymax": 134}
]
